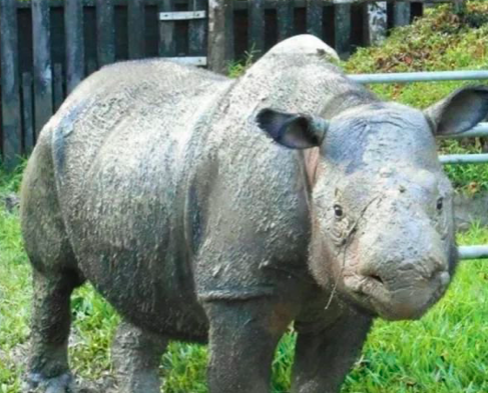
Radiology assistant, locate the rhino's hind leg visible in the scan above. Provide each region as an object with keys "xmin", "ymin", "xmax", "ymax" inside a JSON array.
[
  {"xmin": 21, "ymin": 132, "xmax": 85, "ymax": 392},
  {"xmin": 24, "ymin": 269, "xmax": 82, "ymax": 393},
  {"xmin": 111, "ymin": 320, "xmax": 168, "ymax": 393}
]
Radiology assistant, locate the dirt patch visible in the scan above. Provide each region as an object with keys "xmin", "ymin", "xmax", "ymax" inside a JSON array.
[
  {"xmin": 75, "ymin": 374, "xmax": 118, "ymax": 393},
  {"xmin": 454, "ymin": 192, "xmax": 488, "ymax": 231},
  {"xmin": 2, "ymin": 192, "xmax": 20, "ymax": 213}
]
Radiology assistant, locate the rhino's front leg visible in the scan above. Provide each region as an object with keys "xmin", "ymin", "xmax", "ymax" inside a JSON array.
[
  {"xmin": 204, "ymin": 299, "xmax": 295, "ymax": 393},
  {"xmin": 111, "ymin": 320, "xmax": 168, "ymax": 393},
  {"xmin": 291, "ymin": 310, "xmax": 372, "ymax": 393}
]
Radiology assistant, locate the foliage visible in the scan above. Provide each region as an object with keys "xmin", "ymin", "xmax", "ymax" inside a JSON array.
[
  {"xmin": 0, "ymin": 169, "xmax": 29, "ymax": 393},
  {"xmin": 227, "ymin": 49, "xmax": 256, "ymax": 79}
]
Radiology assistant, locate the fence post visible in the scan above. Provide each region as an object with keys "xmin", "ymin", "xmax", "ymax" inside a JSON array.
[
  {"xmin": 53, "ymin": 63, "xmax": 64, "ymax": 112},
  {"xmin": 363, "ymin": 1, "xmax": 387, "ymax": 46},
  {"xmin": 208, "ymin": 0, "xmax": 234, "ymax": 74},
  {"xmin": 306, "ymin": 0, "xmax": 323, "ymax": 37},
  {"xmin": 65, "ymin": 0, "xmax": 84, "ymax": 94},
  {"xmin": 189, "ymin": 0, "xmax": 207, "ymax": 57},
  {"xmin": 22, "ymin": 73, "xmax": 34, "ymax": 155},
  {"xmin": 453, "ymin": 0, "xmax": 466, "ymax": 14},
  {"xmin": 32, "ymin": 0, "xmax": 53, "ymax": 138},
  {"xmin": 334, "ymin": 3, "xmax": 351, "ymax": 60},
  {"xmin": 96, "ymin": 0, "xmax": 115, "ymax": 67},
  {"xmin": 0, "ymin": 0, "xmax": 21, "ymax": 170},
  {"xmin": 393, "ymin": 1, "xmax": 411, "ymax": 27},
  {"xmin": 248, "ymin": 0, "xmax": 265, "ymax": 56},
  {"xmin": 128, "ymin": 0, "xmax": 146, "ymax": 59},
  {"xmin": 277, "ymin": 0, "xmax": 294, "ymax": 42},
  {"xmin": 159, "ymin": 0, "xmax": 176, "ymax": 57}
]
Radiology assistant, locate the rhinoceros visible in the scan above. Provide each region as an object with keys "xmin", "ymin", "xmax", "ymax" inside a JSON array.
[{"xmin": 20, "ymin": 35, "xmax": 488, "ymax": 393}]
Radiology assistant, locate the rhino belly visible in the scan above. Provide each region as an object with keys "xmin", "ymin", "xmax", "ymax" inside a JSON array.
[
  {"xmin": 82, "ymin": 246, "xmax": 209, "ymax": 342},
  {"xmin": 68, "ymin": 153, "xmax": 209, "ymax": 340}
]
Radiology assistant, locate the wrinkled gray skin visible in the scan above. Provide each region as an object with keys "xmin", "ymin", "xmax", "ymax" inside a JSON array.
[{"xmin": 20, "ymin": 35, "xmax": 488, "ymax": 393}]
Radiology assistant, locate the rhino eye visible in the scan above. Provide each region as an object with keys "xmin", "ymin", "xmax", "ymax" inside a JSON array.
[
  {"xmin": 436, "ymin": 197, "xmax": 444, "ymax": 211},
  {"xmin": 333, "ymin": 204, "xmax": 344, "ymax": 218}
]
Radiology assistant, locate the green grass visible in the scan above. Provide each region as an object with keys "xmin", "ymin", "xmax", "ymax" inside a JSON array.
[{"xmin": 0, "ymin": 167, "xmax": 487, "ymax": 392}]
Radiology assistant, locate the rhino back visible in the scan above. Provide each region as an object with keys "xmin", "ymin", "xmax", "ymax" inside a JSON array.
[
  {"xmin": 46, "ymin": 59, "xmax": 232, "ymax": 337},
  {"xmin": 50, "ymin": 59, "xmax": 230, "ymax": 191}
]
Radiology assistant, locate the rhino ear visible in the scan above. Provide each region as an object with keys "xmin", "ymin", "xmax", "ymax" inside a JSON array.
[
  {"xmin": 256, "ymin": 108, "xmax": 329, "ymax": 149},
  {"xmin": 424, "ymin": 86, "xmax": 488, "ymax": 136}
]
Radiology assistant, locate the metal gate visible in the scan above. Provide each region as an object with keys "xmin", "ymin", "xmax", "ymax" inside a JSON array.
[{"xmin": 349, "ymin": 69, "xmax": 488, "ymax": 261}]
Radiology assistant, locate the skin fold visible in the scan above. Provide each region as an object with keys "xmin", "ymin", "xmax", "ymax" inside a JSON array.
[{"xmin": 20, "ymin": 35, "xmax": 488, "ymax": 393}]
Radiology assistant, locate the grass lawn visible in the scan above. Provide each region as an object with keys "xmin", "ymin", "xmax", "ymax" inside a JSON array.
[{"xmin": 2, "ymin": 1, "xmax": 488, "ymax": 392}]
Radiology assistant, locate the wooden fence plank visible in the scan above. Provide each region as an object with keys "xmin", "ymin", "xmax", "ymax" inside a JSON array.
[
  {"xmin": 96, "ymin": 0, "xmax": 115, "ymax": 66},
  {"xmin": 32, "ymin": 0, "xmax": 54, "ymax": 137},
  {"xmin": 65, "ymin": 0, "xmax": 84, "ymax": 94},
  {"xmin": 393, "ymin": 1, "xmax": 410, "ymax": 27},
  {"xmin": 453, "ymin": 0, "xmax": 466, "ymax": 13},
  {"xmin": 334, "ymin": 3, "xmax": 351, "ymax": 59},
  {"xmin": 128, "ymin": 0, "xmax": 145, "ymax": 59},
  {"xmin": 86, "ymin": 58, "xmax": 98, "ymax": 76},
  {"xmin": 306, "ymin": 0, "xmax": 323, "ymax": 37},
  {"xmin": 207, "ymin": 0, "xmax": 234, "ymax": 73},
  {"xmin": 0, "ymin": 0, "xmax": 22, "ymax": 169},
  {"xmin": 53, "ymin": 63, "xmax": 64, "ymax": 111},
  {"xmin": 22, "ymin": 73, "xmax": 34, "ymax": 154},
  {"xmin": 277, "ymin": 0, "xmax": 294, "ymax": 41},
  {"xmin": 159, "ymin": 0, "xmax": 176, "ymax": 57},
  {"xmin": 248, "ymin": 0, "xmax": 265, "ymax": 55},
  {"xmin": 188, "ymin": 0, "xmax": 206, "ymax": 57}
]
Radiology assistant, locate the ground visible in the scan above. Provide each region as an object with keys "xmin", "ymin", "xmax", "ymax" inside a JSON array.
[{"xmin": 2, "ymin": 1, "xmax": 488, "ymax": 392}]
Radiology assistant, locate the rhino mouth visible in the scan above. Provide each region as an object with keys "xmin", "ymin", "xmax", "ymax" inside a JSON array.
[{"xmin": 343, "ymin": 270, "xmax": 450, "ymax": 321}]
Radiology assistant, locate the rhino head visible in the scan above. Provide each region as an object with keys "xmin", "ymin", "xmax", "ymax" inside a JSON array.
[{"xmin": 257, "ymin": 86, "xmax": 488, "ymax": 320}]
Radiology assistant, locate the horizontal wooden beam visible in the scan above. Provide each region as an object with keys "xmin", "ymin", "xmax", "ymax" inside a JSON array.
[
  {"xmin": 163, "ymin": 56, "xmax": 207, "ymax": 66},
  {"xmin": 160, "ymin": 11, "xmax": 206, "ymax": 20}
]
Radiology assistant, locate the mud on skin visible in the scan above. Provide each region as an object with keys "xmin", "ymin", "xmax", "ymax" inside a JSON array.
[{"xmin": 20, "ymin": 35, "xmax": 488, "ymax": 393}]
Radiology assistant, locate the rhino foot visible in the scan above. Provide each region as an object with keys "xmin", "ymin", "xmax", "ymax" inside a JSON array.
[
  {"xmin": 112, "ymin": 320, "xmax": 167, "ymax": 393},
  {"xmin": 23, "ymin": 372, "xmax": 76, "ymax": 393}
]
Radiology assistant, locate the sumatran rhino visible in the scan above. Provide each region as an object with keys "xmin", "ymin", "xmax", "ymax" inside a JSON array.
[{"xmin": 20, "ymin": 35, "xmax": 488, "ymax": 393}]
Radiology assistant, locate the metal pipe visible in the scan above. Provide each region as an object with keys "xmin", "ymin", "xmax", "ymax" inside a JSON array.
[
  {"xmin": 459, "ymin": 246, "xmax": 488, "ymax": 260},
  {"xmin": 442, "ymin": 123, "xmax": 488, "ymax": 139},
  {"xmin": 439, "ymin": 154, "xmax": 488, "ymax": 165},
  {"xmin": 348, "ymin": 70, "xmax": 488, "ymax": 84}
]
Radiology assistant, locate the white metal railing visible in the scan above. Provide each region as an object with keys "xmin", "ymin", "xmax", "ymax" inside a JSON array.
[
  {"xmin": 349, "ymin": 70, "xmax": 488, "ymax": 84},
  {"xmin": 459, "ymin": 246, "xmax": 488, "ymax": 260}
]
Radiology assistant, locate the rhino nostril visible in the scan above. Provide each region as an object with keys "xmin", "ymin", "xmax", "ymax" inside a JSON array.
[{"xmin": 368, "ymin": 274, "xmax": 384, "ymax": 285}]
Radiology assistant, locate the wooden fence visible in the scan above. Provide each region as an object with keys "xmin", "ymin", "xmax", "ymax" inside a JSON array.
[{"xmin": 0, "ymin": 0, "xmax": 458, "ymax": 170}]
